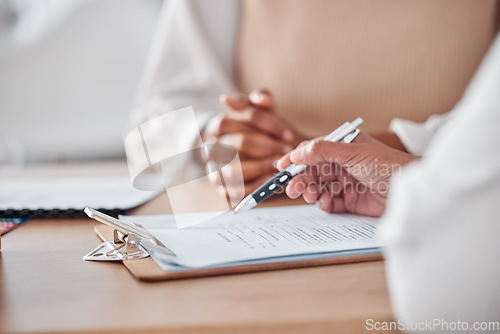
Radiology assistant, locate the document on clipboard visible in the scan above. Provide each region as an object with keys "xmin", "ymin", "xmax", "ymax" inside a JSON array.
[{"xmin": 85, "ymin": 205, "xmax": 382, "ymax": 276}]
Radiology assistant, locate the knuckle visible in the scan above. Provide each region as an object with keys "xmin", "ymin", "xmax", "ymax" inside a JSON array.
[
  {"xmin": 217, "ymin": 116, "xmax": 233, "ymax": 133},
  {"xmin": 204, "ymin": 116, "xmax": 221, "ymax": 136},
  {"xmin": 237, "ymin": 133, "xmax": 250, "ymax": 151},
  {"xmin": 234, "ymin": 133, "xmax": 250, "ymax": 151},
  {"xmin": 309, "ymin": 139, "xmax": 323, "ymax": 154},
  {"xmin": 296, "ymin": 139, "xmax": 311, "ymax": 150}
]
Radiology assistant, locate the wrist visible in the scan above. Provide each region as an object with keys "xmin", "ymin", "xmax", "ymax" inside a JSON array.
[{"xmin": 370, "ymin": 132, "xmax": 407, "ymax": 152}]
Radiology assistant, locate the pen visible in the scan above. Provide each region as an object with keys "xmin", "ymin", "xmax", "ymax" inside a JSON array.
[{"xmin": 233, "ymin": 117, "xmax": 364, "ymax": 214}]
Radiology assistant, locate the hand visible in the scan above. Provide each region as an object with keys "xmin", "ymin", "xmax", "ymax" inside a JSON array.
[
  {"xmin": 203, "ymin": 89, "xmax": 307, "ymax": 194},
  {"xmin": 277, "ymin": 133, "xmax": 419, "ymax": 217}
]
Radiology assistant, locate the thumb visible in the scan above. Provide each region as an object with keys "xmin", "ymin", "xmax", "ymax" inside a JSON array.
[
  {"xmin": 220, "ymin": 94, "xmax": 250, "ymax": 110},
  {"xmin": 289, "ymin": 140, "xmax": 356, "ymax": 167},
  {"xmin": 277, "ymin": 151, "xmax": 293, "ymax": 171},
  {"xmin": 249, "ymin": 89, "xmax": 273, "ymax": 110},
  {"xmin": 277, "ymin": 139, "xmax": 314, "ymax": 170}
]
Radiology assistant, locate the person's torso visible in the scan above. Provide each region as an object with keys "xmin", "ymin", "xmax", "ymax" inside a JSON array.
[{"xmin": 237, "ymin": 0, "xmax": 499, "ymax": 136}]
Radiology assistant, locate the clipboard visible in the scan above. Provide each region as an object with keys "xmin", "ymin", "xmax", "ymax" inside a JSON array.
[{"xmin": 84, "ymin": 208, "xmax": 383, "ymax": 281}]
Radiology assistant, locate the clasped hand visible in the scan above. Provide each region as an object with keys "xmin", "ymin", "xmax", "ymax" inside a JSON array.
[{"xmin": 202, "ymin": 89, "xmax": 306, "ymax": 195}]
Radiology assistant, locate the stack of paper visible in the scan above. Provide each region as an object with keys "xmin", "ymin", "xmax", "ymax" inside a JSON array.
[{"xmin": 120, "ymin": 205, "xmax": 381, "ymax": 272}]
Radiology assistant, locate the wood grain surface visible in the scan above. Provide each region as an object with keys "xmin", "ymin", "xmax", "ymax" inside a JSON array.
[{"xmin": 0, "ymin": 163, "xmax": 397, "ymax": 334}]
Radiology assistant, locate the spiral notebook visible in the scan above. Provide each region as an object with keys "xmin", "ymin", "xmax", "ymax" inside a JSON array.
[{"xmin": 0, "ymin": 176, "xmax": 159, "ymax": 218}]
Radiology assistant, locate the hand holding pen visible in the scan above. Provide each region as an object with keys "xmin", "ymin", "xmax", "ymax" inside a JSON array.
[
  {"xmin": 234, "ymin": 118, "xmax": 364, "ymax": 214},
  {"xmin": 276, "ymin": 127, "xmax": 419, "ymax": 217}
]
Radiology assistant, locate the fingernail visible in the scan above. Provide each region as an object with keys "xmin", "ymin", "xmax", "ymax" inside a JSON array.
[
  {"xmin": 276, "ymin": 159, "xmax": 284, "ymax": 170},
  {"xmin": 282, "ymin": 129, "xmax": 294, "ymax": 143},
  {"xmin": 317, "ymin": 197, "xmax": 324, "ymax": 207},
  {"xmin": 249, "ymin": 91, "xmax": 264, "ymax": 104},
  {"xmin": 272, "ymin": 160, "xmax": 279, "ymax": 168}
]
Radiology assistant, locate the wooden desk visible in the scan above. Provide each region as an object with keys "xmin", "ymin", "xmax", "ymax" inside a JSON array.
[{"xmin": 0, "ymin": 164, "xmax": 396, "ymax": 334}]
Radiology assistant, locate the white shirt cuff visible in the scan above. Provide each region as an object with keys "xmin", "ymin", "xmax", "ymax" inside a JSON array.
[{"xmin": 389, "ymin": 113, "xmax": 450, "ymax": 156}]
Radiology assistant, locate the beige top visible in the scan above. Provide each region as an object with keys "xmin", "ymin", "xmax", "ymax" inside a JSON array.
[{"xmin": 237, "ymin": 0, "xmax": 498, "ymax": 136}]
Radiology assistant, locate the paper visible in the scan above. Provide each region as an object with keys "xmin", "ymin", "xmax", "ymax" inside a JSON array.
[{"xmin": 120, "ymin": 205, "xmax": 381, "ymax": 270}]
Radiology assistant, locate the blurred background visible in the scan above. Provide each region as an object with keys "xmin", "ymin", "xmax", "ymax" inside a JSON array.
[{"xmin": 0, "ymin": 0, "xmax": 163, "ymax": 166}]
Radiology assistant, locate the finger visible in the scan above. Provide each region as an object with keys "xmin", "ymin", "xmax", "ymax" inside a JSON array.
[
  {"xmin": 204, "ymin": 114, "xmax": 255, "ymax": 138},
  {"xmin": 217, "ymin": 156, "xmax": 278, "ymax": 183},
  {"xmin": 285, "ymin": 163, "xmax": 336, "ymax": 200},
  {"xmin": 277, "ymin": 139, "xmax": 313, "ymax": 170},
  {"xmin": 240, "ymin": 156, "xmax": 280, "ymax": 180},
  {"xmin": 316, "ymin": 192, "xmax": 334, "ymax": 213},
  {"xmin": 289, "ymin": 139, "xmax": 357, "ymax": 167},
  {"xmin": 337, "ymin": 177, "xmax": 357, "ymax": 213},
  {"xmin": 286, "ymin": 163, "xmax": 339, "ymax": 191},
  {"xmin": 301, "ymin": 172, "xmax": 343, "ymax": 206},
  {"xmin": 203, "ymin": 114, "xmax": 223, "ymax": 140},
  {"xmin": 302, "ymin": 182, "xmax": 321, "ymax": 204},
  {"xmin": 324, "ymin": 178, "xmax": 343, "ymax": 197},
  {"xmin": 285, "ymin": 175, "xmax": 311, "ymax": 199},
  {"xmin": 220, "ymin": 94, "xmax": 250, "ymax": 111},
  {"xmin": 277, "ymin": 151, "xmax": 293, "ymax": 171},
  {"xmin": 248, "ymin": 89, "xmax": 273, "ymax": 110},
  {"xmin": 227, "ymin": 108, "xmax": 295, "ymax": 144},
  {"xmin": 277, "ymin": 137, "xmax": 324, "ymax": 170},
  {"xmin": 331, "ymin": 197, "xmax": 347, "ymax": 214},
  {"xmin": 218, "ymin": 133, "xmax": 292, "ymax": 158}
]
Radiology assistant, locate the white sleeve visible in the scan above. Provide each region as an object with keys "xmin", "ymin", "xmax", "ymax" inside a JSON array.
[
  {"xmin": 389, "ymin": 113, "xmax": 450, "ymax": 156},
  {"xmin": 129, "ymin": 0, "xmax": 240, "ymax": 132},
  {"xmin": 381, "ymin": 32, "xmax": 500, "ymax": 329}
]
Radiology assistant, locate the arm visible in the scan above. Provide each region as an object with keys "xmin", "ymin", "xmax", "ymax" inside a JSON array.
[
  {"xmin": 129, "ymin": 1, "xmax": 306, "ymax": 194},
  {"xmin": 129, "ymin": 0, "xmax": 240, "ymax": 132},
  {"xmin": 381, "ymin": 32, "xmax": 500, "ymax": 326}
]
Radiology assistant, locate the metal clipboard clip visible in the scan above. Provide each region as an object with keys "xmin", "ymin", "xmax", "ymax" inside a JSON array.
[{"xmin": 83, "ymin": 207, "xmax": 163, "ymax": 261}]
